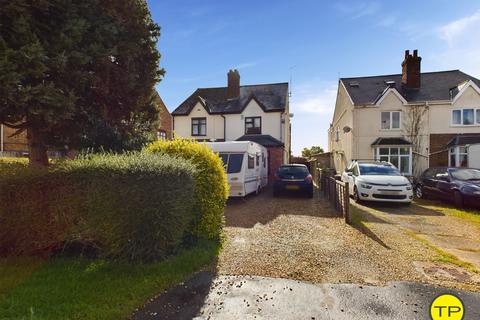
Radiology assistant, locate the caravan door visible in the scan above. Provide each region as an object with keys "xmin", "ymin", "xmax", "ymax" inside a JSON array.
[{"xmin": 244, "ymin": 153, "xmax": 260, "ymax": 195}]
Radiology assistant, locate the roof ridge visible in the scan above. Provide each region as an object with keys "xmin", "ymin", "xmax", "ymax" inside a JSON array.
[
  {"xmin": 340, "ymin": 70, "xmax": 461, "ymax": 80},
  {"xmin": 197, "ymin": 82, "xmax": 288, "ymax": 90}
]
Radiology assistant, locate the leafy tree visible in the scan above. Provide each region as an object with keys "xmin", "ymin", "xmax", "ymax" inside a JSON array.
[
  {"xmin": 301, "ymin": 145, "xmax": 324, "ymax": 158},
  {"xmin": 0, "ymin": 0, "xmax": 163, "ymax": 166}
]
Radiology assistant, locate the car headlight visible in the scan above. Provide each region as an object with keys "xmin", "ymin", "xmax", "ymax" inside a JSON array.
[
  {"xmin": 360, "ymin": 183, "xmax": 373, "ymax": 189},
  {"xmin": 473, "ymin": 191, "xmax": 480, "ymax": 196},
  {"xmin": 406, "ymin": 185, "xmax": 412, "ymax": 190}
]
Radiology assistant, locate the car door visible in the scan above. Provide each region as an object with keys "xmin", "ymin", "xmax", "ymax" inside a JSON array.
[
  {"xmin": 436, "ymin": 169, "xmax": 453, "ymax": 198},
  {"xmin": 422, "ymin": 168, "xmax": 439, "ymax": 197}
]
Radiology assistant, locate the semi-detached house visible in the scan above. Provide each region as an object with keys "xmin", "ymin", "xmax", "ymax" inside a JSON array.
[
  {"xmin": 329, "ymin": 50, "xmax": 480, "ymax": 176},
  {"xmin": 171, "ymin": 69, "xmax": 291, "ymax": 181}
]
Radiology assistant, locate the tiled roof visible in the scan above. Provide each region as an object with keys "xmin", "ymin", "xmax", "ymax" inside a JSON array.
[
  {"xmin": 172, "ymin": 83, "xmax": 288, "ymax": 115},
  {"xmin": 447, "ymin": 135, "xmax": 480, "ymax": 147},
  {"xmin": 236, "ymin": 134, "xmax": 284, "ymax": 147},
  {"xmin": 341, "ymin": 70, "xmax": 480, "ymax": 105}
]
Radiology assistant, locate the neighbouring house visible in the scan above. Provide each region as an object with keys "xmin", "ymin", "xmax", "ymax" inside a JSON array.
[
  {"xmin": 171, "ymin": 69, "xmax": 291, "ymax": 181},
  {"xmin": 0, "ymin": 91, "xmax": 172, "ymax": 157},
  {"xmin": 328, "ymin": 50, "xmax": 480, "ymax": 176},
  {"xmin": 155, "ymin": 92, "xmax": 173, "ymax": 140}
]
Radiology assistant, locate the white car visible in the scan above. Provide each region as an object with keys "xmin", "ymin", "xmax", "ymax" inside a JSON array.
[{"xmin": 342, "ymin": 161, "xmax": 413, "ymax": 204}]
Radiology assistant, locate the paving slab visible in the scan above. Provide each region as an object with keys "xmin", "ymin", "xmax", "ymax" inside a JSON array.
[{"xmin": 131, "ymin": 272, "xmax": 480, "ymax": 320}]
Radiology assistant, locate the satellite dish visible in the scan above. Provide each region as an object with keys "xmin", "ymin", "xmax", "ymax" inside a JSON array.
[
  {"xmin": 289, "ymin": 113, "xmax": 294, "ymax": 118},
  {"xmin": 343, "ymin": 126, "xmax": 352, "ymax": 133}
]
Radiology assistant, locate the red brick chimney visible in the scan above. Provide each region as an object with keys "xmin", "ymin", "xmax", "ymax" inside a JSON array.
[
  {"xmin": 227, "ymin": 69, "xmax": 240, "ymax": 99},
  {"xmin": 401, "ymin": 50, "xmax": 421, "ymax": 88}
]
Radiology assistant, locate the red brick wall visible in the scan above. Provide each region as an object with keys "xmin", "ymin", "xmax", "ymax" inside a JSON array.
[
  {"xmin": 156, "ymin": 94, "xmax": 172, "ymax": 139},
  {"xmin": 268, "ymin": 146, "xmax": 284, "ymax": 183},
  {"xmin": 430, "ymin": 133, "xmax": 480, "ymax": 167}
]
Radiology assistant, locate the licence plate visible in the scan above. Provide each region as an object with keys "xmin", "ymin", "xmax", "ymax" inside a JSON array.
[{"xmin": 285, "ymin": 185, "xmax": 300, "ymax": 190}]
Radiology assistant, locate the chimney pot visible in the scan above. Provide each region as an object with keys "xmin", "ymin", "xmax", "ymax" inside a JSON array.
[{"xmin": 405, "ymin": 50, "xmax": 409, "ymax": 58}]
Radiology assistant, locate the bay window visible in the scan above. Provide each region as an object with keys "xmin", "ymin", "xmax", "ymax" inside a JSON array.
[{"xmin": 375, "ymin": 146, "xmax": 412, "ymax": 175}]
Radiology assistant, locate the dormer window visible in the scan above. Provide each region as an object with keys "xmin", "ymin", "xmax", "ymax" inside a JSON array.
[{"xmin": 245, "ymin": 117, "xmax": 261, "ymax": 134}]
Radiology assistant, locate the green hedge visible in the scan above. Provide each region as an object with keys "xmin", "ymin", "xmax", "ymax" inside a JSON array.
[
  {"xmin": 146, "ymin": 139, "xmax": 228, "ymax": 240},
  {"xmin": 0, "ymin": 153, "xmax": 197, "ymax": 261}
]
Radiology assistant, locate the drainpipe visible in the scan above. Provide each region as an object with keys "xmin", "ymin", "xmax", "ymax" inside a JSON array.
[{"xmin": 221, "ymin": 115, "xmax": 226, "ymax": 141}]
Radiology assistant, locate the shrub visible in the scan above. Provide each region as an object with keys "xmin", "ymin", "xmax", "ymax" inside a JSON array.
[
  {"xmin": 0, "ymin": 153, "xmax": 197, "ymax": 261},
  {"xmin": 146, "ymin": 139, "xmax": 228, "ymax": 240}
]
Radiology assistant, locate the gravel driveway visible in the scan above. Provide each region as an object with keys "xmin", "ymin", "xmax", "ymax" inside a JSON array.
[{"xmin": 217, "ymin": 188, "xmax": 480, "ymax": 291}]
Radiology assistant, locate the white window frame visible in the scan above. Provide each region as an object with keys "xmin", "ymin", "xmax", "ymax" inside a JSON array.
[
  {"xmin": 451, "ymin": 108, "xmax": 480, "ymax": 126},
  {"xmin": 373, "ymin": 146, "xmax": 412, "ymax": 175},
  {"xmin": 448, "ymin": 146, "xmax": 469, "ymax": 167},
  {"xmin": 380, "ymin": 111, "xmax": 401, "ymax": 130}
]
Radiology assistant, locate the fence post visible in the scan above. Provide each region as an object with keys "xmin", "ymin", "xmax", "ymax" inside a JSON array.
[{"xmin": 344, "ymin": 182, "xmax": 351, "ymax": 224}]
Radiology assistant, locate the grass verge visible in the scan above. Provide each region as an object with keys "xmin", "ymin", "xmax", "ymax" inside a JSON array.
[
  {"xmin": 415, "ymin": 199, "xmax": 480, "ymax": 228},
  {"xmin": 0, "ymin": 241, "xmax": 220, "ymax": 320},
  {"xmin": 404, "ymin": 230, "xmax": 478, "ymax": 273}
]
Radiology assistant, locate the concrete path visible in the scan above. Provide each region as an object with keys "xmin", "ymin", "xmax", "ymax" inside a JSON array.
[{"xmin": 131, "ymin": 272, "xmax": 480, "ymax": 320}]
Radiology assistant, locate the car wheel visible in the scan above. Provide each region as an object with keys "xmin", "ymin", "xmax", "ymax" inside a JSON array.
[
  {"xmin": 307, "ymin": 190, "xmax": 314, "ymax": 198},
  {"xmin": 415, "ymin": 185, "xmax": 425, "ymax": 199},
  {"xmin": 453, "ymin": 191, "xmax": 464, "ymax": 208},
  {"xmin": 353, "ymin": 186, "xmax": 361, "ymax": 203},
  {"xmin": 256, "ymin": 186, "xmax": 261, "ymax": 195},
  {"xmin": 273, "ymin": 189, "xmax": 279, "ymax": 197}
]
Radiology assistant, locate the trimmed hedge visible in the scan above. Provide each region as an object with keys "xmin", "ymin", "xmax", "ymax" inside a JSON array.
[
  {"xmin": 0, "ymin": 153, "xmax": 197, "ymax": 261},
  {"xmin": 146, "ymin": 139, "xmax": 228, "ymax": 240}
]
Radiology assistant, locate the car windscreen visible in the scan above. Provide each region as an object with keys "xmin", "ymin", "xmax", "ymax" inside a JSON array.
[
  {"xmin": 450, "ymin": 168, "xmax": 480, "ymax": 181},
  {"xmin": 219, "ymin": 153, "xmax": 244, "ymax": 174},
  {"xmin": 277, "ymin": 166, "xmax": 309, "ymax": 178},
  {"xmin": 358, "ymin": 164, "xmax": 401, "ymax": 176}
]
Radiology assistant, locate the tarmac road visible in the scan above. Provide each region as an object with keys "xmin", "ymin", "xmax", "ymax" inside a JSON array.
[{"xmin": 131, "ymin": 272, "xmax": 480, "ymax": 320}]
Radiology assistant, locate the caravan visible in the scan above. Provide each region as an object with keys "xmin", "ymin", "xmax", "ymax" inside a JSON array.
[{"xmin": 206, "ymin": 141, "xmax": 268, "ymax": 197}]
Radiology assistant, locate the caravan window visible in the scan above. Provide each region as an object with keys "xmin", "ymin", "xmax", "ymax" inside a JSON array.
[
  {"xmin": 248, "ymin": 155, "xmax": 255, "ymax": 169},
  {"xmin": 218, "ymin": 153, "xmax": 244, "ymax": 174},
  {"xmin": 228, "ymin": 154, "xmax": 243, "ymax": 173}
]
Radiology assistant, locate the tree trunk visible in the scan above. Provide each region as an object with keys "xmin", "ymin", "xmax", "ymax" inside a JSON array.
[{"xmin": 27, "ymin": 127, "xmax": 49, "ymax": 167}]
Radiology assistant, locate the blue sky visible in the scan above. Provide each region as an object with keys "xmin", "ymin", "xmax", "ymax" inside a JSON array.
[{"xmin": 147, "ymin": 0, "xmax": 480, "ymax": 155}]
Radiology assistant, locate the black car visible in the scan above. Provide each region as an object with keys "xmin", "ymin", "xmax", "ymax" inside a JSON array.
[
  {"xmin": 415, "ymin": 167, "xmax": 480, "ymax": 208},
  {"xmin": 273, "ymin": 164, "xmax": 314, "ymax": 198}
]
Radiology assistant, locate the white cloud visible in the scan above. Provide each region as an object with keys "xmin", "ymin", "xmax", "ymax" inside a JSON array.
[
  {"xmin": 438, "ymin": 10, "xmax": 480, "ymax": 45},
  {"xmin": 432, "ymin": 10, "xmax": 480, "ymax": 78},
  {"xmin": 334, "ymin": 2, "xmax": 381, "ymax": 19},
  {"xmin": 292, "ymin": 81, "xmax": 337, "ymax": 115},
  {"xmin": 289, "ymin": 80, "xmax": 338, "ymax": 155}
]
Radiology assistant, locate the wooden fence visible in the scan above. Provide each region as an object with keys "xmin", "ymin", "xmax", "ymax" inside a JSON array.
[{"xmin": 320, "ymin": 172, "xmax": 351, "ymax": 224}]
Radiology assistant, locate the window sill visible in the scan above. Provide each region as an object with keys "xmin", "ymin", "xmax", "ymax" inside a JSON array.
[{"xmin": 379, "ymin": 129, "xmax": 402, "ymax": 132}]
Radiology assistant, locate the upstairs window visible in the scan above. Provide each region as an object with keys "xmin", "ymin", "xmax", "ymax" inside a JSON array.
[
  {"xmin": 191, "ymin": 118, "xmax": 206, "ymax": 136},
  {"xmin": 245, "ymin": 117, "xmax": 262, "ymax": 134},
  {"xmin": 381, "ymin": 111, "xmax": 400, "ymax": 130},
  {"xmin": 452, "ymin": 108, "xmax": 480, "ymax": 126}
]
